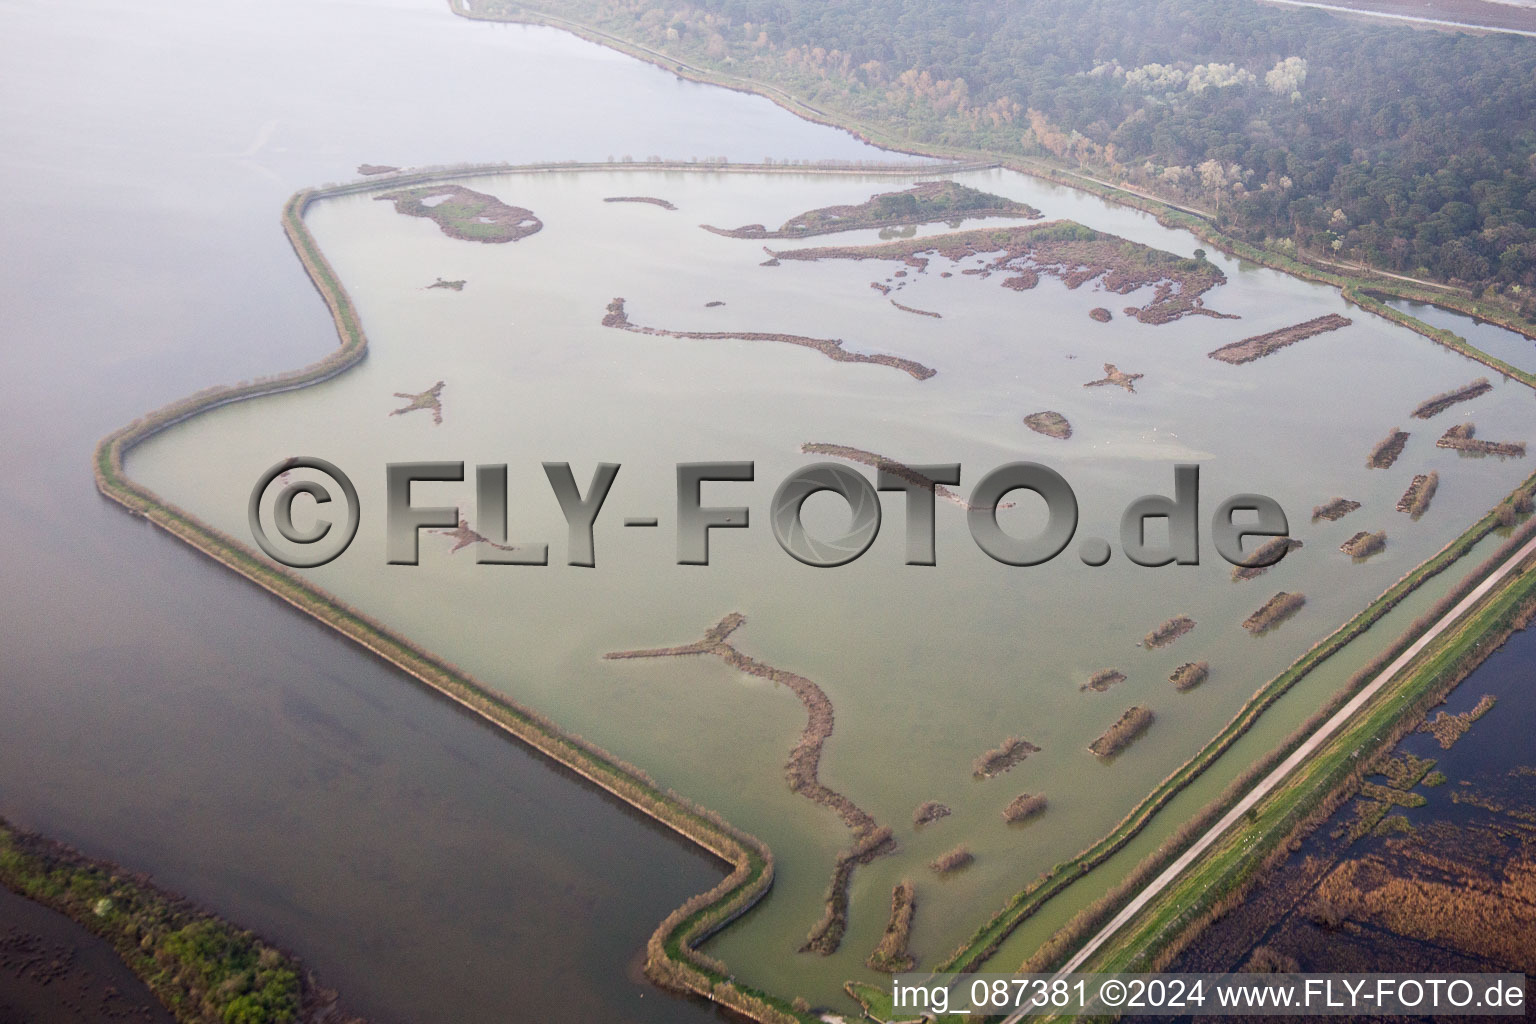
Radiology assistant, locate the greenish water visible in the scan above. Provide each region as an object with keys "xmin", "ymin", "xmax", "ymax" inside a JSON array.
[{"xmin": 130, "ymin": 165, "xmax": 1535, "ymax": 1004}]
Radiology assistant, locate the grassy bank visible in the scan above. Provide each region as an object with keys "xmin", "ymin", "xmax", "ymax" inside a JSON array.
[
  {"xmin": 96, "ymin": 168, "xmax": 964, "ymax": 1024},
  {"xmin": 931, "ymin": 469, "xmax": 1536, "ymax": 977},
  {"xmin": 97, "ymin": 140, "xmax": 1536, "ymax": 1019},
  {"xmin": 1076, "ymin": 527, "xmax": 1536, "ymax": 979},
  {"xmin": 0, "ymin": 819, "xmax": 353, "ymax": 1024}
]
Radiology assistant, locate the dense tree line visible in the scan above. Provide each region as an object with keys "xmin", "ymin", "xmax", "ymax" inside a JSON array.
[{"xmin": 492, "ymin": 0, "xmax": 1536, "ymax": 311}]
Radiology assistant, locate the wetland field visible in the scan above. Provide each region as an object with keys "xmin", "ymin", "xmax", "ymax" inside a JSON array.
[{"xmin": 126, "ymin": 164, "xmax": 1536, "ymax": 1006}]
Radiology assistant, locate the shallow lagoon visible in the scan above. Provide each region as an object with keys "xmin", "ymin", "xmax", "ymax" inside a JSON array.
[{"xmin": 132, "ymin": 165, "xmax": 1535, "ymax": 1002}]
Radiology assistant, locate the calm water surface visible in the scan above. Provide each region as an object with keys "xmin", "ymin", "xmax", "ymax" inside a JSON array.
[
  {"xmin": 0, "ymin": 0, "xmax": 883, "ymax": 1020},
  {"xmin": 131, "ymin": 161, "xmax": 1536, "ymax": 1001}
]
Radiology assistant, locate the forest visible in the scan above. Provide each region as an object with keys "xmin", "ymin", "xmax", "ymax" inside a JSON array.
[{"xmin": 487, "ymin": 0, "xmax": 1536, "ymax": 312}]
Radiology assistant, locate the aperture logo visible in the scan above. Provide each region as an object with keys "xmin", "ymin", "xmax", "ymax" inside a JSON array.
[{"xmin": 248, "ymin": 457, "xmax": 1292, "ymax": 571}]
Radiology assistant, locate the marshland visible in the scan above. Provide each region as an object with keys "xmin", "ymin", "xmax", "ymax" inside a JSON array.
[{"xmin": 123, "ymin": 164, "xmax": 1536, "ymax": 1009}]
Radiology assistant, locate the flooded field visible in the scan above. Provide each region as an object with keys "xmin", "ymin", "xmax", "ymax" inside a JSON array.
[{"xmin": 127, "ymin": 164, "xmax": 1536, "ymax": 1002}]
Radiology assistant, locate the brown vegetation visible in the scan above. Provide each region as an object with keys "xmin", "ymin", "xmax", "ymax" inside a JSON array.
[
  {"xmin": 1232, "ymin": 537, "xmax": 1302, "ymax": 581},
  {"xmin": 1412, "ymin": 377, "xmax": 1492, "ymax": 419},
  {"xmin": 1340, "ymin": 530, "xmax": 1387, "ymax": 559},
  {"xmin": 800, "ymin": 442, "xmax": 1009, "ymax": 511},
  {"xmin": 605, "ymin": 614, "xmax": 893, "ymax": 956},
  {"xmin": 374, "ymin": 184, "xmax": 541, "ymax": 243},
  {"xmin": 1368, "ymin": 428, "xmax": 1411, "ymax": 469},
  {"xmin": 890, "ymin": 298, "xmax": 941, "ymax": 318},
  {"xmin": 1143, "ymin": 615, "xmax": 1195, "ymax": 649},
  {"xmin": 1003, "ymin": 793, "xmax": 1049, "ymax": 824},
  {"xmin": 603, "ymin": 195, "xmax": 677, "ymax": 209},
  {"xmin": 1089, "ymin": 706, "xmax": 1155, "ymax": 758},
  {"xmin": 931, "ymin": 846, "xmax": 975, "ymax": 876},
  {"xmin": 1437, "ymin": 422, "xmax": 1528, "ymax": 457},
  {"xmin": 1312, "ymin": 498, "xmax": 1361, "ymax": 523},
  {"xmin": 770, "ymin": 220, "xmax": 1233, "ymax": 325},
  {"xmin": 1207, "ymin": 313, "xmax": 1352, "ymax": 364},
  {"xmin": 913, "ymin": 801, "xmax": 951, "ymax": 827},
  {"xmin": 389, "ymin": 380, "xmax": 445, "ymax": 425},
  {"xmin": 1242, "ymin": 592, "xmax": 1306, "ymax": 634},
  {"xmin": 1170, "ymin": 662, "xmax": 1210, "ymax": 692},
  {"xmin": 702, "ymin": 180, "xmax": 1039, "ymax": 238},
  {"xmin": 1420, "ymin": 694, "xmax": 1497, "ymax": 749},
  {"xmin": 1089, "ymin": 306, "xmax": 1112, "ymax": 322},
  {"xmin": 1084, "ymin": 362, "xmax": 1143, "ymax": 392},
  {"xmin": 601, "ymin": 297, "xmax": 936, "ymax": 380},
  {"xmin": 1308, "ymin": 839, "xmax": 1536, "ymax": 971},
  {"xmin": 973, "ymin": 736, "xmax": 1041, "ymax": 779},
  {"xmin": 1023, "ymin": 410, "xmax": 1072, "ymax": 439},
  {"xmin": 356, "ymin": 164, "xmax": 398, "ymax": 175},
  {"xmin": 431, "ymin": 516, "xmax": 516, "ymax": 555},
  {"xmin": 1080, "ymin": 669, "xmax": 1127, "ymax": 693},
  {"xmin": 865, "ymin": 881, "xmax": 917, "ymax": 973},
  {"xmin": 1397, "ymin": 472, "xmax": 1439, "ymax": 516}
]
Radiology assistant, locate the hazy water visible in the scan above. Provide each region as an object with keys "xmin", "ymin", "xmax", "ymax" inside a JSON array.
[
  {"xmin": 130, "ymin": 163, "xmax": 1536, "ymax": 1001},
  {"xmin": 0, "ymin": 0, "xmax": 886, "ymax": 1021}
]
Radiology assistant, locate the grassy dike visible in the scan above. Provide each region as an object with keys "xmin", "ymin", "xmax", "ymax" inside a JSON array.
[
  {"xmin": 91, "ymin": 171, "xmax": 982, "ymax": 1024},
  {"xmin": 1077, "ymin": 526, "xmax": 1536, "ymax": 981},
  {"xmin": 448, "ymin": 3, "xmax": 1536, "ymax": 997},
  {"xmin": 908, "ymin": 473, "xmax": 1536, "ymax": 980},
  {"xmin": 93, "ymin": 150, "xmax": 1536, "ymax": 1021}
]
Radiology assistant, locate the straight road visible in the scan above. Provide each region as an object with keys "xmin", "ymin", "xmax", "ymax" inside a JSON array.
[{"xmin": 999, "ymin": 528, "xmax": 1536, "ymax": 1023}]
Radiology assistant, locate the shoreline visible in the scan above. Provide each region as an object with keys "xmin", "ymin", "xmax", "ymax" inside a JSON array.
[{"xmin": 95, "ymin": 152, "xmax": 1536, "ymax": 1023}]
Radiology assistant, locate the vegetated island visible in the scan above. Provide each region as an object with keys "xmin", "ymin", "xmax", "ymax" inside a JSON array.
[
  {"xmin": 1089, "ymin": 307, "xmax": 1112, "ymax": 322},
  {"xmin": 972, "ymin": 736, "xmax": 1041, "ymax": 779},
  {"xmin": 704, "ymin": 300, "xmax": 725, "ymax": 307},
  {"xmin": 913, "ymin": 801, "xmax": 951, "ymax": 827},
  {"xmin": 1397, "ymin": 472, "xmax": 1439, "ymax": 517},
  {"xmin": 1081, "ymin": 668, "xmax": 1127, "ymax": 693},
  {"xmin": 1170, "ymin": 661, "xmax": 1210, "ymax": 693},
  {"xmin": 1003, "ymin": 793, "xmax": 1049, "ymax": 824},
  {"xmin": 1207, "ymin": 313, "xmax": 1352, "ymax": 364},
  {"xmin": 1143, "ymin": 615, "xmax": 1195, "ymax": 649},
  {"xmin": 1242, "ymin": 591, "xmax": 1307, "ymax": 634},
  {"xmin": 356, "ymin": 163, "xmax": 398, "ymax": 176},
  {"xmin": 1084, "ymin": 362, "xmax": 1143, "ymax": 392},
  {"xmin": 1367, "ymin": 427, "xmax": 1410, "ymax": 469},
  {"xmin": 1436, "ymin": 422, "xmax": 1528, "ymax": 457},
  {"xmin": 799, "ymin": 442, "xmax": 1011, "ymax": 511},
  {"xmin": 1412, "ymin": 377, "xmax": 1492, "ymax": 419},
  {"xmin": 426, "ymin": 276, "xmax": 465, "ymax": 291},
  {"xmin": 1024, "ymin": 410, "xmax": 1072, "ymax": 439},
  {"xmin": 769, "ymin": 221, "xmax": 1234, "ymax": 325},
  {"xmin": 374, "ymin": 184, "xmax": 542, "ymax": 243},
  {"xmin": 0, "ymin": 817, "xmax": 365, "ymax": 1024},
  {"xmin": 601, "ymin": 298, "xmax": 936, "ymax": 380},
  {"xmin": 1232, "ymin": 537, "xmax": 1303, "ymax": 581},
  {"xmin": 1089, "ymin": 706, "xmax": 1155, "ymax": 758},
  {"xmin": 930, "ymin": 846, "xmax": 975, "ymax": 876},
  {"xmin": 702, "ymin": 180, "xmax": 1040, "ymax": 239},
  {"xmin": 389, "ymin": 380, "xmax": 444, "ymax": 424},
  {"xmin": 432, "ymin": 516, "xmax": 518, "ymax": 555},
  {"xmin": 1340, "ymin": 529, "xmax": 1388, "ymax": 559},
  {"xmin": 603, "ymin": 195, "xmax": 677, "ymax": 209},
  {"xmin": 1312, "ymin": 497, "xmax": 1362, "ymax": 522},
  {"xmin": 606, "ymin": 614, "xmax": 894, "ymax": 956},
  {"xmin": 890, "ymin": 298, "xmax": 941, "ymax": 318},
  {"xmin": 1419, "ymin": 694, "xmax": 1497, "ymax": 749},
  {"xmin": 864, "ymin": 881, "xmax": 917, "ymax": 973}
]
